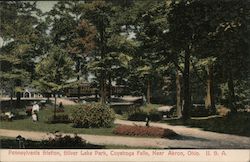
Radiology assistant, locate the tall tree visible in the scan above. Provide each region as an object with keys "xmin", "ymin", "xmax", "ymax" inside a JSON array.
[
  {"xmin": 83, "ymin": 0, "xmax": 135, "ymax": 103},
  {"xmin": 168, "ymin": 1, "xmax": 212, "ymax": 120},
  {"xmin": 47, "ymin": 1, "xmax": 96, "ymax": 102},
  {"xmin": 35, "ymin": 46, "xmax": 74, "ymax": 117},
  {"xmin": 0, "ymin": 1, "xmax": 46, "ymax": 108}
]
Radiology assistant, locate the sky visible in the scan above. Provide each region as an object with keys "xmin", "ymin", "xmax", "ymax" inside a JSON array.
[{"xmin": 36, "ymin": 1, "xmax": 57, "ymax": 12}]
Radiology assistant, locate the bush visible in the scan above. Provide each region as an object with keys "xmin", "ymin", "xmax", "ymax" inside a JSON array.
[
  {"xmin": 127, "ymin": 109, "xmax": 161, "ymax": 121},
  {"xmin": 47, "ymin": 114, "xmax": 71, "ymax": 124},
  {"xmin": 113, "ymin": 125, "xmax": 178, "ymax": 138},
  {"xmin": 148, "ymin": 110, "xmax": 162, "ymax": 121},
  {"xmin": 111, "ymin": 104, "xmax": 140, "ymax": 115},
  {"xmin": 190, "ymin": 105, "xmax": 210, "ymax": 117},
  {"xmin": 56, "ymin": 108, "xmax": 65, "ymax": 113},
  {"xmin": 41, "ymin": 134, "xmax": 88, "ymax": 148},
  {"xmin": 127, "ymin": 110, "xmax": 148, "ymax": 121},
  {"xmin": 30, "ymin": 134, "xmax": 102, "ymax": 149},
  {"xmin": 2, "ymin": 134, "xmax": 104, "ymax": 149},
  {"xmin": 72, "ymin": 103, "xmax": 115, "ymax": 128}
]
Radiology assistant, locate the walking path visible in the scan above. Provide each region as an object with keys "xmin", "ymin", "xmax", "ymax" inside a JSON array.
[
  {"xmin": 52, "ymin": 98, "xmax": 77, "ymax": 105},
  {"xmin": 1, "ymin": 119, "xmax": 250, "ymax": 148},
  {"xmin": 115, "ymin": 119, "xmax": 250, "ymax": 148}
]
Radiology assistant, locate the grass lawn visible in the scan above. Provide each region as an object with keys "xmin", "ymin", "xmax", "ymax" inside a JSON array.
[
  {"xmin": 163, "ymin": 112, "xmax": 250, "ymax": 137},
  {"xmin": 0, "ymin": 105, "xmax": 114, "ymax": 136}
]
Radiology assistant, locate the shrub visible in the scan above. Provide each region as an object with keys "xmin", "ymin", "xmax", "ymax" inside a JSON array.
[
  {"xmin": 56, "ymin": 108, "xmax": 65, "ymax": 113},
  {"xmin": 127, "ymin": 110, "xmax": 148, "ymax": 121},
  {"xmin": 72, "ymin": 103, "xmax": 115, "ymax": 128},
  {"xmin": 0, "ymin": 135, "xmax": 104, "ymax": 149},
  {"xmin": 113, "ymin": 125, "xmax": 178, "ymax": 138},
  {"xmin": 148, "ymin": 110, "xmax": 162, "ymax": 121},
  {"xmin": 111, "ymin": 104, "xmax": 140, "ymax": 114},
  {"xmin": 190, "ymin": 105, "xmax": 210, "ymax": 117},
  {"xmin": 36, "ymin": 134, "xmax": 103, "ymax": 149},
  {"xmin": 13, "ymin": 112, "xmax": 27, "ymax": 120},
  {"xmin": 42, "ymin": 134, "xmax": 86, "ymax": 148},
  {"xmin": 47, "ymin": 114, "xmax": 71, "ymax": 124},
  {"xmin": 127, "ymin": 109, "xmax": 161, "ymax": 121}
]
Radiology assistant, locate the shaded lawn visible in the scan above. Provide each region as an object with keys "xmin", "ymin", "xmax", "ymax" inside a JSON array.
[
  {"xmin": 163, "ymin": 112, "xmax": 250, "ymax": 137},
  {"xmin": 0, "ymin": 105, "xmax": 114, "ymax": 136}
]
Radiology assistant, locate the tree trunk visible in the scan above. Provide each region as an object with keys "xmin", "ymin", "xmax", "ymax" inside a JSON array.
[
  {"xmin": 205, "ymin": 64, "xmax": 216, "ymax": 114},
  {"xmin": 176, "ymin": 70, "xmax": 182, "ymax": 118},
  {"xmin": 47, "ymin": 94, "xmax": 50, "ymax": 103},
  {"xmin": 182, "ymin": 48, "xmax": 191, "ymax": 121},
  {"xmin": 54, "ymin": 94, "xmax": 57, "ymax": 118},
  {"xmin": 100, "ymin": 77, "xmax": 106, "ymax": 104},
  {"xmin": 10, "ymin": 87, "xmax": 13, "ymax": 110},
  {"xmin": 147, "ymin": 79, "xmax": 151, "ymax": 104},
  {"xmin": 100, "ymin": 17, "xmax": 106, "ymax": 104},
  {"xmin": 108, "ymin": 74, "xmax": 112, "ymax": 103},
  {"xmin": 76, "ymin": 58, "xmax": 81, "ymax": 103},
  {"xmin": 16, "ymin": 92, "xmax": 21, "ymax": 108},
  {"xmin": 16, "ymin": 79, "xmax": 21, "ymax": 109},
  {"xmin": 228, "ymin": 66, "xmax": 237, "ymax": 113}
]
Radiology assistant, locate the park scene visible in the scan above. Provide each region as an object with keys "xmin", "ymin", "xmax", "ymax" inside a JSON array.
[{"xmin": 0, "ymin": 0, "xmax": 250, "ymax": 149}]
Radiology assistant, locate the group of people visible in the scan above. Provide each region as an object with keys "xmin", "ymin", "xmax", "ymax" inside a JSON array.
[{"xmin": 31, "ymin": 101, "xmax": 63, "ymax": 122}]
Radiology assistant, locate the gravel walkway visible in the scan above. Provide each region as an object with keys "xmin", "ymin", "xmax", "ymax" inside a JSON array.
[{"xmin": 0, "ymin": 120, "xmax": 249, "ymax": 149}]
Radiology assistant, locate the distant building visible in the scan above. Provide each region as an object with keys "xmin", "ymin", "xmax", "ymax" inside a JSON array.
[
  {"xmin": 22, "ymin": 88, "xmax": 43, "ymax": 98},
  {"xmin": 66, "ymin": 82, "xmax": 126, "ymax": 97}
]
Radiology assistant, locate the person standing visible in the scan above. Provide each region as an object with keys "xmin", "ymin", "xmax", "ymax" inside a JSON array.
[
  {"xmin": 32, "ymin": 102, "xmax": 40, "ymax": 122},
  {"xmin": 32, "ymin": 102, "xmax": 40, "ymax": 113}
]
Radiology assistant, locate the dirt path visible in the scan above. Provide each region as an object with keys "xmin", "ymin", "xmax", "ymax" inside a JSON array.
[
  {"xmin": 51, "ymin": 98, "xmax": 77, "ymax": 105},
  {"xmin": 1, "ymin": 119, "xmax": 250, "ymax": 148},
  {"xmin": 115, "ymin": 119, "xmax": 250, "ymax": 148}
]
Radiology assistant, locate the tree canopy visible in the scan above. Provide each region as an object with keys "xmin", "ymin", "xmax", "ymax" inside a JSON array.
[{"xmin": 1, "ymin": 0, "xmax": 249, "ymax": 120}]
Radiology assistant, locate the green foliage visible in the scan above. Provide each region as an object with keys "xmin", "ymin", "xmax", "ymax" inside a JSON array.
[
  {"xmin": 35, "ymin": 46, "xmax": 75, "ymax": 93},
  {"xmin": 190, "ymin": 106, "xmax": 210, "ymax": 117},
  {"xmin": 1, "ymin": 0, "xmax": 249, "ymax": 120},
  {"xmin": 72, "ymin": 103, "xmax": 115, "ymax": 128},
  {"xmin": 127, "ymin": 110, "xmax": 148, "ymax": 121},
  {"xmin": 0, "ymin": 1, "xmax": 46, "ymax": 100},
  {"xmin": 0, "ymin": 134, "xmax": 104, "ymax": 149},
  {"xmin": 40, "ymin": 134, "xmax": 103, "ymax": 148},
  {"xmin": 127, "ymin": 105, "xmax": 162, "ymax": 121},
  {"xmin": 47, "ymin": 114, "xmax": 71, "ymax": 124}
]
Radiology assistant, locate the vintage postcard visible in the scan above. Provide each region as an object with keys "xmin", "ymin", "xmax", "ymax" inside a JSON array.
[{"xmin": 0, "ymin": 0, "xmax": 250, "ymax": 162}]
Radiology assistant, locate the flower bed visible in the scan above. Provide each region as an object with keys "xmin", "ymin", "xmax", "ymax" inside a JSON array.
[{"xmin": 113, "ymin": 124, "xmax": 178, "ymax": 138}]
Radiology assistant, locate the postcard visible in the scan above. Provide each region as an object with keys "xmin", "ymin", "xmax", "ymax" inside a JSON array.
[{"xmin": 0, "ymin": 0, "xmax": 249, "ymax": 162}]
